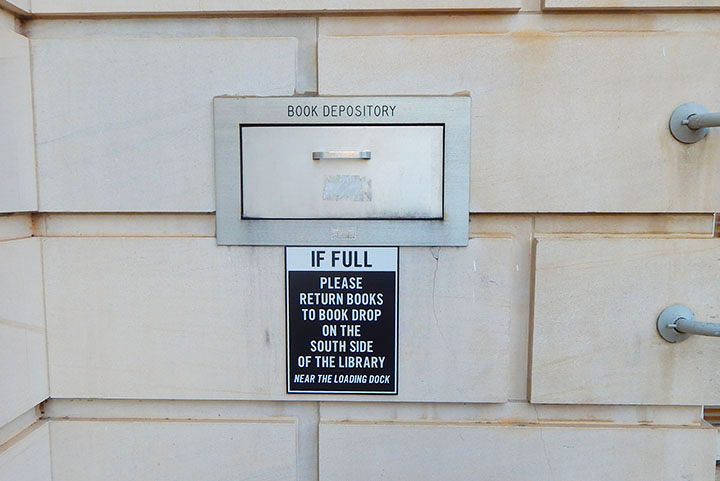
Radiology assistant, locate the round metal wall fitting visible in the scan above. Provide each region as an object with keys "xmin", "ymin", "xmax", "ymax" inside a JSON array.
[
  {"xmin": 657, "ymin": 304, "xmax": 695, "ymax": 343},
  {"xmin": 670, "ymin": 103, "xmax": 709, "ymax": 144}
]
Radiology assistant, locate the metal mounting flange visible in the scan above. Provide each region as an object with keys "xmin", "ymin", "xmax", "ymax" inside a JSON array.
[
  {"xmin": 669, "ymin": 103, "xmax": 710, "ymax": 144},
  {"xmin": 657, "ymin": 304, "xmax": 694, "ymax": 343}
]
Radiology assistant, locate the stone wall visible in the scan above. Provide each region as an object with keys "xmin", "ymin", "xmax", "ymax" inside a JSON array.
[{"xmin": 1, "ymin": 1, "xmax": 719, "ymax": 480}]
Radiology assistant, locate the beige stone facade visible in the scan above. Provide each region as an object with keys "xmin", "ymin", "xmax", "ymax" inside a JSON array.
[{"xmin": 1, "ymin": 1, "xmax": 719, "ymax": 480}]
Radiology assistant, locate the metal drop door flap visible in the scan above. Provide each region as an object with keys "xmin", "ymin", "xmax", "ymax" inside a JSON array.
[{"xmin": 241, "ymin": 125, "xmax": 444, "ymax": 220}]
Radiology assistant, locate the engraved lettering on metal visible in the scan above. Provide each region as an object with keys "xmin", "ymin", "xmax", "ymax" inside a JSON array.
[
  {"xmin": 287, "ymin": 104, "xmax": 398, "ymax": 118},
  {"xmin": 331, "ymin": 227, "xmax": 357, "ymax": 240}
]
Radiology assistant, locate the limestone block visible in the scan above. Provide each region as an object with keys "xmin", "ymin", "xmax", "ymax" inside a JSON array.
[
  {"xmin": 319, "ymin": 18, "xmax": 720, "ymax": 213},
  {"xmin": 533, "ymin": 214, "xmax": 715, "ymax": 235},
  {"xmin": 50, "ymin": 420, "xmax": 297, "ymax": 481},
  {"xmin": 0, "ymin": 1, "xmax": 30, "ymax": 15},
  {"xmin": 32, "ymin": 36, "xmax": 297, "ymax": 212},
  {"xmin": 470, "ymin": 215, "xmax": 534, "ymax": 400},
  {"xmin": 0, "ymin": 423, "xmax": 52, "ymax": 481},
  {"xmin": 43, "ymin": 399, "xmax": 320, "ymax": 481},
  {"xmin": 319, "ymin": 401, "xmax": 704, "ymax": 426},
  {"xmin": 35, "ymin": 213, "xmax": 215, "ymax": 238},
  {"xmin": 545, "ymin": 0, "xmax": 720, "ymax": 9},
  {"xmin": 319, "ymin": 421, "xmax": 716, "ymax": 481},
  {"xmin": 0, "ymin": 239, "xmax": 47, "ymax": 426},
  {"xmin": 0, "ymin": 214, "xmax": 32, "ymax": 241},
  {"xmin": 532, "ymin": 238, "xmax": 720, "ymax": 405},
  {"xmin": 27, "ymin": 18, "xmax": 318, "ymax": 95},
  {"xmin": 0, "ymin": 25, "xmax": 37, "ymax": 213},
  {"xmin": 0, "ymin": 327, "xmax": 48, "ymax": 427},
  {"xmin": 0, "ymin": 10, "xmax": 14, "ymax": 29},
  {"xmin": 28, "ymin": 0, "xmax": 521, "ymax": 14},
  {"xmin": 0, "ymin": 239, "xmax": 45, "ymax": 329},
  {"xmin": 43, "ymin": 237, "xmax": 512, "ymax": 402}
]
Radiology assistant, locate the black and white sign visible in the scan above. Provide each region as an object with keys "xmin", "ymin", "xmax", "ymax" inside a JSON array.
[{"xmin": 286, "ymin": 247, "xmax": 398, "ymax": 394}]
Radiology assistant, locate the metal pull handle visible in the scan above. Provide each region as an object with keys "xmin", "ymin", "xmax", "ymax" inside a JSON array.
[
  {"xmin": 657, "ymin": 304, "xmax": 720, "ymax": 343},
  {"xmin": 312, "ymin": 151, "xmax": 371, "ymax": 160},
  {"xmin": 670, "ymin": 103, "xmax": 720, "ymax": 143}
]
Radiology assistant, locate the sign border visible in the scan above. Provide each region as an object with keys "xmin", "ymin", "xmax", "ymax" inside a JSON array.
[{"xmin": 285, "ymin": 246, "xmax": 399, "ymax": 395}]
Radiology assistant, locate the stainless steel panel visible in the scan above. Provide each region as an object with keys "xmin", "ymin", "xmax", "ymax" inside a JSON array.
[
  {"xmin": 242, "ymin": 126, "xmax": 443, "ymax": 220},
  {"xmin": 214, "ymin": 96, "xmax": 471, "ymax": 246}
]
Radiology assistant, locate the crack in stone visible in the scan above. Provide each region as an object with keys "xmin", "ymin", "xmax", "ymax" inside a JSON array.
[
  {"xmin": 535, "ymin": 405, "xmax": 557, "ymax": 480},
  {"xmin": 429, "ymin": 247, "xmax": 450, "ymax": 348}
]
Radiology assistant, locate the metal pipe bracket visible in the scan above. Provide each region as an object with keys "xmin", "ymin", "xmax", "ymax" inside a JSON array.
[{"xmin": 669, "ymin": 103, "xmax": 720, "ymax": 144}]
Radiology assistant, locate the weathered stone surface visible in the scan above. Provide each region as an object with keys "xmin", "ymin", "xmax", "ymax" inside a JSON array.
[
  {"xmin": 0, "ymin": 0, "xmax": 30, "ymax": 14},
  {"xmin": 319, "ymin": 421, "xmax": 716, "ymax": 481},
  {"xmin": 532, "ymin": 238, "xmax": 720, "ymax": 405},
  {"xmin": 0, "ymin": 239, "xmax": 47, "ymax": 427},
  {"xmin": 545, "ymin": 0, "xmax": 720, "ymax": 9},
  {"xmin": 32, "ymin": 35, "xmax": 297, "ymax": 212},
  {"xmin": 50, "ymin": 420, "xmax": 297, "ymax": 481},
  {"xmin": 470, "ymin": 216, "xmax": 534, "ymax": 400},
  {"xmin": 0, "ymin": 326, "xmax": 47, "ymax": 428},
  {"xmin": 28, "ymin": 0, "xmax": 521, "ymax": 14},
  {"xmin": 0, "ymin": 423, "xmax": 51, "ymax": 481},
  {"xmin": 533, "ymin": 214, "xmax": 715, "ymax": 235},
  {"xmin": 35, "ymin": 213, "xmax": 214, "ymax": 238},
  {"xmin": 44, "ymin": 237, "xmax": 512, "ymax": 402},
  {"xmin": 27, "ymin": 18, "xmax": 317, "ymax": 94},
  {"xmin": 0, "ymin": 24, "xmax": 37, "ymax": 213},
  {"xmin": 0, "ymin": 239, "xmax": 44, "ymax": 330},
  {"xmin": 319, "ymin": 16, "xmax": 720, "ymax": 213},
  {"xmin": 0, "ymin": 214, "xmax": 32, "ymax": 241},
  {"xmin": 319, "ymin": 401, "xmax": 704, "ymax": 426}
]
